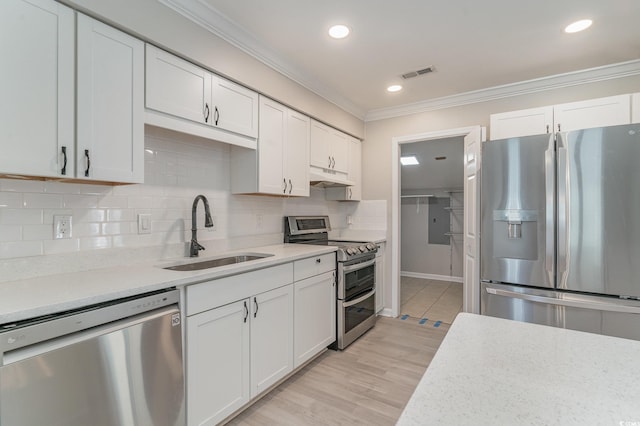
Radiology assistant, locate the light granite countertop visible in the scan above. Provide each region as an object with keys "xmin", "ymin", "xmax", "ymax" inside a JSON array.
[
  {"xmin": 0, "ymin": 244, "xmax": 337, "ymax": 324},
  {"xmin": 329, "ymin": 229, "xmax": 387, "ymax": 244},
  {"xmin": 397, "ymin": 313, "xmax": 640, "ymax": 425}
]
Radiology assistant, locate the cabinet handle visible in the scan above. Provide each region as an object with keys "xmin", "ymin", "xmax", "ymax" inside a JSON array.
[
  {"xmin": 288, "ymin": 179, "xmax": 292, "ymax": 194},
  {"xmin": 546, "ymin": 125, "xmax": 550, "ymax": 134},
  {"xmin": 328, "ymin": 156, "xmax": 332, "ymax": 168},
  {"xmin": 349, "ymin": 188, "xmax": 352, "ymax": 199},
  {"xmin": 84, "ymin": 149, "xmax": 90, "ymax": 177},
  {"xmin": 243, "ymin": 301, "xmax": 248, "ymax": 323},
  {"xmin": 253, "ymin": 297, "xmax": 258, "ymax": 318},
  {"xmin": 61, "ymin": 146, "xmax": 67, "ymax": 175},
  {"xmin": 557, "ymin": 123, "xmax": 561, "ymax": 132},
  {"xmin": 283, "ymin": 178, "xmax": 287, "ymax": 194},
  {"xmin": 204, "ymin": 103, "xmax": 210, "ymax": 123},
  {"xmin": 214, "ymin": 106, "xmax": 219, "ymax": 126}
]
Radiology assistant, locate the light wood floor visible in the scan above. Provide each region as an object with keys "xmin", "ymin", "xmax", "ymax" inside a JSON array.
[
  {"xmin": 401, "ymin": 277, "xmax": 462, "ymax": 324},
  {"xmin": 227, "ymin": 316, "xmax": 449, "ymax": 425}
]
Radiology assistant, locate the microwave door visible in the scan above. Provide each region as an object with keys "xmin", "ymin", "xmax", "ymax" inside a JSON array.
[
  {"xmin": 480, "ymin": 133, "xmax": 555, "ymax": 288},
  {"xmin": 557, "ymin": 124, "xmax": 640, "ymax": 298}
]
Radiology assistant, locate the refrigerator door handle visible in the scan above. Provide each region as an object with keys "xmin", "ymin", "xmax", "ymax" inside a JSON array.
[
  {"xmin": 557, "ymin": 144, "xmax": 569, "ymax": 287},
  {"xmin": 544, "ymin": 138, "xmax": 555, "ymax": 285},
  {"xmin": 485, "ymin": 287, "xmax": 640, "ymax": 314}
]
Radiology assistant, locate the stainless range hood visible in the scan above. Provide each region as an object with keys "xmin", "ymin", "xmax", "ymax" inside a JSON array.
[{"xmin": 309, "ymin": 168, "xmax": 355, "ymax": 187}]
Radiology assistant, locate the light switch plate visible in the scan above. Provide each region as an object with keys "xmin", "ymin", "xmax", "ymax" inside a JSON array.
[
  {"xmin": 137, "ymin": 214, "xmax": 151, "ymax": 234},
  {"xmin": 53, "ymin": 215, "xmax": 72, "ymax": 239}
]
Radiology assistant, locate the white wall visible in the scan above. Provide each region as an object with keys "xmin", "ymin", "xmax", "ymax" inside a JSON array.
[
  {"xmin": 59, "ymin": 0, "xmax": 364, "ymax": 138},
  {"xmin": 0, "ymin": 127, "xmax": 351, "ymax": 283}
]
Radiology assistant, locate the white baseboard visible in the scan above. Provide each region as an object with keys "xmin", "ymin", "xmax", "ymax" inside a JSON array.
[
  {"xmin": 400, "ymin": 271, "xmax": 463, "ymax": 284},
  {"xmin": 378, "ymin": 308, "xmax": 395, "ymax": 318}
]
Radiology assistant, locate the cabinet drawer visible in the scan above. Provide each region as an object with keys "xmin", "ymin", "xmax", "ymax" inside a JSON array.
[
  {"xmin": 186, "ymin": 263, "xmax": 293, "ymax": 316},
  {"xmin": 294, "ymin": 253, "xmax": 336, "ymax": 281}
]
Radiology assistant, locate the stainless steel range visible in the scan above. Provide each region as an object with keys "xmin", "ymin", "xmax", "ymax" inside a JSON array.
[{"xmin": 285, "ymin": 216, "xmax": 377, "ymax": 349}]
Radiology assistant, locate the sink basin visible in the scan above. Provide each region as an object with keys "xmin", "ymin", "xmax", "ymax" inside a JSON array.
[{"xmin": 163, "ymin": 253, "xmax": 274, "ymax": 271}]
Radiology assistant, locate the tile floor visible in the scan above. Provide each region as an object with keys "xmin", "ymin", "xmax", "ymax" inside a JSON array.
[{"xmin": 400, "ymin": 276, "xmax": 462, "ymax": 324}]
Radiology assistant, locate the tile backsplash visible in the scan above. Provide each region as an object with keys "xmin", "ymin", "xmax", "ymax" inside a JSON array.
[{"xmin": 0, "ymin": 127, "xmax": 386, "ymax": 282}]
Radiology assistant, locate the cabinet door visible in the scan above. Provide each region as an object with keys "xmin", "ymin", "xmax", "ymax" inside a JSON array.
[
  {"xmin": 258, "ymin": 97, "xmax": 286, "ymax": 195},
  {"xmin": 554, "ymin": 94, "xmax": 631, "ymax": 132},
  {"xmin": 489, "ymin": 106, "xmax": 553, "ymax": 140},
  {"xmin": 250, "ymin": 285, "xmax": 294, "ymax": 398},
  {"xmin": 375, "ymin": 243, "xmax": 386, "ymax": 314},
  {"xmin": 146, "ymin": 45, "xmax": 212, "ymax": 125},
  {"xmin": 294, "ymin": 271, "xmax": 336, "ymax": 368},
  {"xmin": 211, "ymin": 76, "xmax": 258, "ymax": 138},
  {"xmin": 187, "ymin": 300, "xmax": 250, "ymax": 426},
  {"xmin": 632, "ymin": 93, "xmax": 640, "ymax": 124},
  {"xmin": 310, "ymin": 120, "xmax": 332, "ymax": 169},
  {"xmin": 0, "ymin": 0, "xmax": 74, "ymax": 178},
  {"xmin": 284, "ymin": 110, "xmax": 310, "ymax": 197},
  {"xmin": 76, "ymin": 14, "xmax": 144, "ymax": 183},
  {"xmin": 329, "ymin": 129, "xmax": 349, "ymax": 173},
  {"xmin": 348, "ymin": 137, "xmax": 362, "ymax": 200}
]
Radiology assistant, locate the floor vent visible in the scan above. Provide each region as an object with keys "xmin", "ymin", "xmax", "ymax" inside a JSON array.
[{"xmin": 402, "ymin": 66, "xmax": 435, "ymax": 79}]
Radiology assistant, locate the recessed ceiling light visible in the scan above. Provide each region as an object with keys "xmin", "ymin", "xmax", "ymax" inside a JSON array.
[
  {"xmin": 387, "ymin": 85, "xmax": 403, "ymax": 93},
  {"xmin": 564, "ymin": 19, "xmax": 592, "ymax": 33},
  {"xmin": 400, "ymin": 156, "xmax": 419, "ymax": 166},
  {"xmin": 328, "ymin": 24, "xmax": 350, "ymax": 39}
]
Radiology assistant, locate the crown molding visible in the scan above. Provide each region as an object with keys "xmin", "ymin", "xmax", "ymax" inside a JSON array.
[
  {"xmin": 158, "ymin": 0, "xmax": 367, "ymax": 119},
  {"xmin": 365, "ymin": 59, "xmax": 640, "ymax": 122}
]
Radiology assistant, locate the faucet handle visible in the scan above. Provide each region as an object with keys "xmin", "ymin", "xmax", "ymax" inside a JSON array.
[{"xmin": 190, "ymin": 239, "xmax": 206, "ymax": 257}]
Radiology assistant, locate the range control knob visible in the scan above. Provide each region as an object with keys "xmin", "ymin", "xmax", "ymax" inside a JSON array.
[
  {"xmin": 346, "ymin": 248, "xmax": 355, "ymax": 255},
  {"xmin": 366, "ymin": 243, "xmax": 376, "ymax": 251},
  {"xmin": 359, "ymin": 245, "xmax": 367, "ymax": 252}
]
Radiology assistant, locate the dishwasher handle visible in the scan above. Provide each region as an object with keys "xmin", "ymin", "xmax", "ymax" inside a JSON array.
[{"xmin": 2, "ymin": 305, "xmax": 179, "ymax": 366}]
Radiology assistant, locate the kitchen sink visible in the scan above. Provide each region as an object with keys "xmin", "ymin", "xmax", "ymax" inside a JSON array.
[{"xmin": 162, "ymin": 253, "xmax": 274, "ymax": 271}]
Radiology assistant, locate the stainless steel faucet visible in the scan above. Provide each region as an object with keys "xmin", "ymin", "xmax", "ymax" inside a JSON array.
[{"xmin": 190, "ymin": 195, "xmax": 214, "ymax": 257}]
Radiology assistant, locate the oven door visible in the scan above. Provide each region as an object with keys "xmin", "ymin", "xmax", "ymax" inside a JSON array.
[
  {"xmin": 339, "ymin": 256, "xmax": 376, "ymax": 300},
  {"xmin": 337, "ymin": 288, "xmax": 376, "ymax": 349}
]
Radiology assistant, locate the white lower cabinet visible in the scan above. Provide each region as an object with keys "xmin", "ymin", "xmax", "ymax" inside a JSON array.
[
  {"xmin": 187, "ymin": 300, "xmax": 250, "ymax": 426},
  {"xmin": 250, "ymin": 285, "xmax": 294, "ymax": 398},
  {"xmin": 293, "ymin": 270, "xmax": 336, "ymax": 367}
]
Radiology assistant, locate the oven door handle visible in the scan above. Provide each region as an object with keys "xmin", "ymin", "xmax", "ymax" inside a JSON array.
[
  {"xmin": 343, "ymin": 288, "xmax": 376, "ymax": 308},
  {"xmin": 341, "ymin": 257, "xmax": 375, "ymax": 273}
]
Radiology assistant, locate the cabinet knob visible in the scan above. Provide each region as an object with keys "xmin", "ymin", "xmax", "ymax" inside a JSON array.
[{"xmin": 316, "ymin": 258, "xmax": 321, "ymax": 263}]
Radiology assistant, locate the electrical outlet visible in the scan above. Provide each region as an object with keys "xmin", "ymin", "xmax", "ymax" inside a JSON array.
[
  {"xmin": 53, "ymin": 215, "xmax": 72, "ymax": 239},
  {"xmin": 137, "ymin": 214, "xmax": 151, "ymax": 234}
]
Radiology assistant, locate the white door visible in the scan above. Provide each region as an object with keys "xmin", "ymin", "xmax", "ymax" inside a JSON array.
[
  {"xmin": 463, "ymin": 127, "xmax": 482, "ymax": 314},
  {"xmin": 489, "ymin": 106, "xmax": 553, "ymax": 140},
  {"xmin": 284, "ymin": 109, "xmax": 310, "ymax": 197},
  {"xmin": 0, "ymin": 0, "xmax": 74, "ymax": 178},
  {"xmin": 187, "ymin": 299, "xmax": 250, "ymax": 426},
  {"xmin": 145, "ymin": 45, "xmax": 212, "ymax": 125},
  {"xmin": 211, "ymin": 76, "xmax": 258, "ymax": 138},
  {"xmin": 76, "ymin": 14, "xmax": 144, "ymax": 183},
  {"xmin": 293, "ymin": 271, "xmax": 336, "ymax": 367},
  {"xmin": 348, "ymin": 137, "xmax": 362, "ymax": 200},
  {"xmin": 375, "ymin": 243, "xmax": 386, "ymax": 313},
  {"xmin": 258, "ymin": 97, "xmax": 286, "ymax": 195},
  {"xmin": 554, "ymin": 94, "xmax": 631, "ymax": 132},
  {"xmin": 250, "ymin": 285, "xmax": 294, "ymax": 398}
]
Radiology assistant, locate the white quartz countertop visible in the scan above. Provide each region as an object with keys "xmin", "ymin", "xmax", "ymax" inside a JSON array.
[
  {"xmin": 0, "ymin": 244, "xmax": 337, "ymax": 324},
  {"xmin": 397, "ymin": 313, "xmax": 640, "ymax": 425},
  {"xmin": 329, "ymin": 229, "xmax": 387, "ymax": 244}
]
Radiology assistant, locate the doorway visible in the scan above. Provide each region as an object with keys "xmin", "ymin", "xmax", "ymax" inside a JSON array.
[
  {"xmin": 389, "ymin": 126, "xmax": 483, "ymax": 319},
  {"xmin": 399, "ymin": 137, "xmax": 464, "ymax": 323}
]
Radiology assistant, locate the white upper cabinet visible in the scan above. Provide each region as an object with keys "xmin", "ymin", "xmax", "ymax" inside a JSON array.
[
  {"xmin": 0, "ymin": 0, "xmax": 75, "ymax": 178},
  {"xmin": 553, "ymin": 94, "xmax": 631, "ymax": 132},
  {"xmin": 145, "ymin": 45, "xmax": 258, "ymax": 148},
  {"xmin": 310, "ymin": 120, "xmax": 349, "ymax": 174},
  {"xmin": 490, "ymin": 94, "xmax": 633, "ymax": 140},
  {"xmin": 489, "ymin": 106, "xmax": 553, "ymax": 140},
  {"xmin": 326, "ymin": 136, "xmax": 362, "ymax": 201},
  {"xmin": 231, "ymin": 96, "xmax": 310, "ymax": 197},
  {"xmin": 633, "ymin": 93, "xmax": 640, "ymax": 124},
  {"xmin": 145, "ymin": 44, "xmax": 211, "ymax": 125},
  {"xmin": 77, "ymin": 14, "xmax": 144, "ymax": 183}
]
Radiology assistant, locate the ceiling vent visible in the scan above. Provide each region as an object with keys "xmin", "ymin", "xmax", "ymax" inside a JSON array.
[{"xmin": 402, "ymin": 66, "xmax": 435, "ymax": 80}]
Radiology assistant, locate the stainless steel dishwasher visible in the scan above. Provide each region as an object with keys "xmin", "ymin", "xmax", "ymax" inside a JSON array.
[{"xmin": 0, "ymin": 288, "xmax": 185, "ymax": 426}]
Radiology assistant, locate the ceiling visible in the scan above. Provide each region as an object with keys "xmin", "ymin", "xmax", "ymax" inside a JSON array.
[
  {"xmin": 401, "ymin": 137, "xmax": 464, "ymax": 191},
  {"xmin": 164, "ymin": 0, "xmax": 640, "ymax": 119}
]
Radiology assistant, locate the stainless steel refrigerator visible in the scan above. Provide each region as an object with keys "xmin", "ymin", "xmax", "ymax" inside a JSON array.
[{"xmin": 481, "ymin": 123, "xmax": 640, "ymax": 340}]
